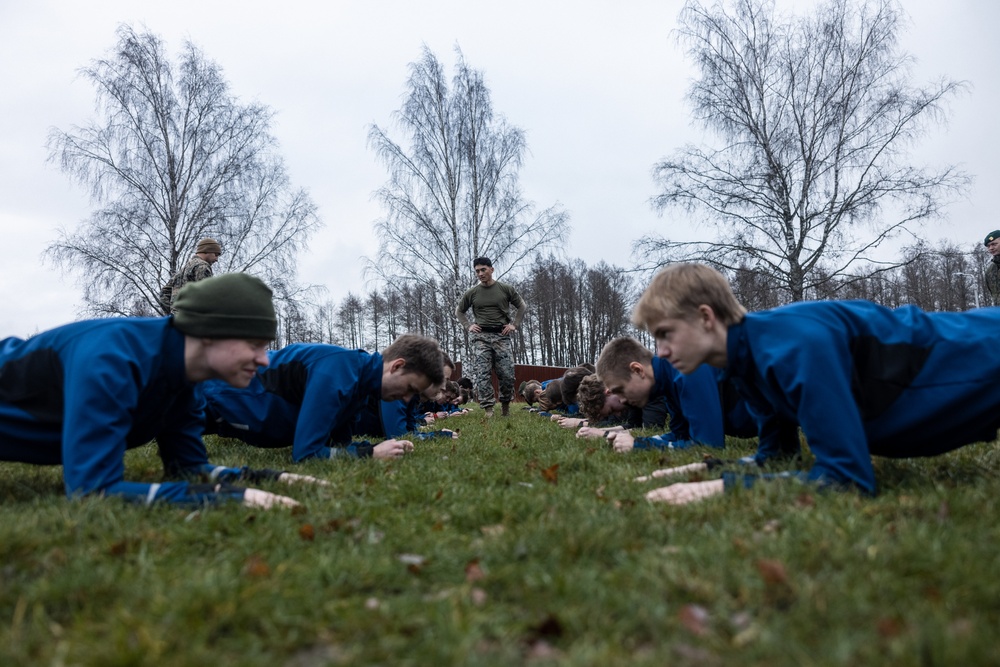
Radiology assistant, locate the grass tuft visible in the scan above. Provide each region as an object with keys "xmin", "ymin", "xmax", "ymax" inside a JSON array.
[{"xmin": 1, "ymin": 409, "xmax": 999, "ymax": 665}]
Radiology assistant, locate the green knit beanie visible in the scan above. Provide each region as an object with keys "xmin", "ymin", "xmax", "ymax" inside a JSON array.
[{"xmin": 172, "ymin": 273, "xmax": 277, "ymax": 340}]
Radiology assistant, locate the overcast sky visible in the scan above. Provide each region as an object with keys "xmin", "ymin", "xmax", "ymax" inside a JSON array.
[{"xmin": 1, "ymin": 0, "xmax": 997, "ymax": 337}]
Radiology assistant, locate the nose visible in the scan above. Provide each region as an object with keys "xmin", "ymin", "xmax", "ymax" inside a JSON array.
[{"xmin": 655, "ymin": 339, "xmax": 670, "ymax": 358}]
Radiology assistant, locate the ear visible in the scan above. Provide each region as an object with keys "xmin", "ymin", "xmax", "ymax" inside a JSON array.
[
  {"xmin": 387, "ymin": 358, "xmax": 407, "ymax": 374},
  {"xmin": 697, "ymin": 304, "xmax": 718, "ymax": 329},
  {"xmin": 628, "ymin": 361, "xmax": 645, "ymax": 377}
]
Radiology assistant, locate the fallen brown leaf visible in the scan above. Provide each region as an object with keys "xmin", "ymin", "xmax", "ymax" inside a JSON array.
[
  {"xmin": 242, "ymin": 555, "xmax": 271, "ymax": 578},
  {"xmin": 678, "ymin": 604, "xmax": 710, "ymax": 636},
  {"xmin": 108, "ymin": 540, "xmax": 130, "ymax": 557},
  {"xmin": 298, "ymin": 524, "xmax": 315, "ymax": 541},
  {"xmin": 794, "ymin": 493, "xmax": 815, "ymax": 508},
  {"xmin": 877, "ymin": 616, "xmax": 905, "ymax": 639},
  {"xmin": 755, "ymin": 559, "xmax": 789, "ymax": 586},
  {"xmin": 541, "ymin": 464, "xmax": 559, "ymax": 484},
  {"xmin": 465, "ymin": 559, "xmax": 485, "ymax": 582}
]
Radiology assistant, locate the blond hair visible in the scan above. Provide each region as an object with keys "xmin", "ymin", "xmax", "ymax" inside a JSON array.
[{"xmin": 632, "ymin": 263, "xmax": 746, "ymax": 330}]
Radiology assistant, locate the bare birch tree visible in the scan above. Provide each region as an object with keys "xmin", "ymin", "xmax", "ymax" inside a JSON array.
[
  {"xmin": 635, "ymin": 0, "xmax": 967, "ymax": 301},
  {"xmin": 367, "ymin": 46, "xmax": 569, "ymax": 355},
  {"xmin": 47, "ymin": 25, "xmax": 321, "ymax": 317}
]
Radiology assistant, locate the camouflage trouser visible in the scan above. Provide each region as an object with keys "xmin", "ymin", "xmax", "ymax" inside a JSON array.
[{"xmin": 470, "ymin": 332, "xmax": 515, "ymax": 409}]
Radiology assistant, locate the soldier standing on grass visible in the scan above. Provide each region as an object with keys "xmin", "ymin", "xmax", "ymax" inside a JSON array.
[
  {"xmin": 159, "ymin": 237, "xmax": 223, "ymax": 314},
  {"xmin": 983, "ymin": 230, "xmax": 1000, "ymax": 306},
  {"xmin": 455, "ymin": 257, "xmax": 527, "ymax": 417}
]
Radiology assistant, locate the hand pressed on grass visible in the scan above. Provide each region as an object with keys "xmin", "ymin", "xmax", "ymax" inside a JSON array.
[
  {"xmin": 277, "ymin": 472, "xmax": 331, "ymax": 486},
  {"xmin": 634, "ymin": 462, "xmax": 710, "ymax": 483},
  {"xmin": 373, "ymin": 439, "xmax": 415, "ymax": 459},
  {"xmin": 242, "ymin": 488, "xmax": 301, "ymax": 509},
  {"xmin": 608, "ymin": 431, "xmax": 634, "ymax": 453},
  {"xmin": 645, "ymin": 479, "xmax": 724, "ymax": 505},
  {"xmin": 576, "ymin": 425, "xmax": 623, "ymax": 439}
]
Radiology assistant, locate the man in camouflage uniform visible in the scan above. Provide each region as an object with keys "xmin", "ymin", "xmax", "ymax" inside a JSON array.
[
  {"xmin": 159, "ymin": 238, "xmax": 223, "ymax": 314},
  {"xmin": 984, "ymin": 230, "xmax": 1000, "ymax": 306},
  {"xmin": 455, "ymin": 257, "xmax": 527, "ymax": 417}
]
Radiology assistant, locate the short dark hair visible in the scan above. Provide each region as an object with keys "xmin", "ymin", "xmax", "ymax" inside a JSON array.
[
  {"xmin": 596, "ymin": 337, "xmax": 653, "ymax": 383},
  {"xmin": 538, "ymin": 379, "xmax": 564, "ymax": 411},
  {"xmin": 473, "ymin": 256, "xmax": 493, "ymax": 267},
  {"xmin": 561, "ymin": 366, "xmax": 592, "ymax": 405},
  {"xmin": 519, "ymin": 379, "xmax": 543, "ymax": 405},
  {"xmin": 382, "ymin": 334, "xmax": 445, "ymax": 386}
]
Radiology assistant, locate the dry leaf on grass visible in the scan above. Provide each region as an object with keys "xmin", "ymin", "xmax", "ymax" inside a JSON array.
[
  {"xmin": 541, "ymin": 464, "xmax": 559, "ymax": 484},
  {"xmin": 298, "ymin": 524, "xmax": 315, "ymax": 541},
  {"xmin": 465, "ymin": 559, "xmax": 485, "ymax": 582},
  {"xmin": 678, "ymin": 604, "xmax": 710, "ymax": 636},
  {"xmin": 242, "ymin": 555, "xmax": 271, "ymax": 578},
  {"xmin": 755, "ymin": 559, "xmax": 789, "ymax": 586}
]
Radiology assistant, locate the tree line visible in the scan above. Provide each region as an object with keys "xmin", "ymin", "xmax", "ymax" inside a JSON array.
[
  {"xmin": 45, "ymin": 1, "xmax": 983, "ymax": 365},
  {"xmin": 269, "ymin": 240, "xmax": 992, "ymax": 360},
  {"xmin": 272, "ymin": 256, "xmax": 637, "ymax": 365}
]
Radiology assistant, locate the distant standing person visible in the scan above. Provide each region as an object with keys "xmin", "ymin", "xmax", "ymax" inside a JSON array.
[
  {"xmin": 159, "ymin": 237, "xmax": 223, "ymax": 314},
  {"xmin": 984, "ymin": 230, "xmax": 1000, "ymax": 306},
  {"xmin": 455, "ymin": 256, "xmax": 527, "ymax": 417}
]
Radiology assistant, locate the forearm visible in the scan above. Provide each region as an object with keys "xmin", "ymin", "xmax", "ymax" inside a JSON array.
[
  {"xmin": 633, "ymin": 434, "xmax": 691, "ymax": 450},
  {"xmin": 512, "ymin": 301, "xmax": 527, "ymax": 327},
  {"xmin": 414, "ymin": 431, "xmax": 452, "ymax": 440},
  {"xmin": 100, "ymin": 480, "xmax": 247, "ymax": 506},
  {"xmin": 331, "ymin": 442, "xmax": 375, "ymax": 458}
]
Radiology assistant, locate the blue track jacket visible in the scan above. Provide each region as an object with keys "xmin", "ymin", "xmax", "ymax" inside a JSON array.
[
  {"xmin": 635, "ymin": 359, "xmax": 757, "ymax": 450},
  {"xmin": 0, "ymin": 318, "xmax": 250, "ymax": 505},
  {"xmin": 636, "ymin": 358, "xmax": 725, "ymax": 449},
  {"xmin": 199, "ymin": 344, "xmax": 383, "ymax": 461},
  {"xmin": 721, "ymin": 300, "xmax": 1000, "ymax": 495},
  {"xmin": 353, "ymin": 396, "xmax": 450, "ymax": 441}
]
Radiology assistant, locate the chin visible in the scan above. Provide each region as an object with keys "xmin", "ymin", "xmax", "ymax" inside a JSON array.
[{"xmin": 229, "ymin": 372, "xmax": 255, "ymax": 388}]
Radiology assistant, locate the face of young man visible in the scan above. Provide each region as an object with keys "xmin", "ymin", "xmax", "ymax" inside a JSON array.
[
  {"xmin": 603, "ymin": 365, "xmax": 654, "ymax": 408},
  {"xmin": 474, "ymin": 264, "xmax": 495, "ymax": 285},
  {"xmin": 197, "ymin": 251, "xmax": 221, "ymax": 265},
  {"xmin": 988, "ymin": 238, "xmax": 1000, "ymax": 257},
  {"xmin": 599, "ymin": 392, "xmax": 627, "ymax": 418},
  {"xmin": 202, "ymin": 338, "xmax": 269, "ymax": 387},
  {"xmin": 649, "ymin": 314, "xmax": 717, "ymax": 374},
  {"xmin": 382, "ymin": 359, "xmax": 433, "ymax": 403}
]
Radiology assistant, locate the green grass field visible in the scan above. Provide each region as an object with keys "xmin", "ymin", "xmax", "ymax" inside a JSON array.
[{"xmin": 2, "ymin": 407, "xmax": 999, "ymax": 666}]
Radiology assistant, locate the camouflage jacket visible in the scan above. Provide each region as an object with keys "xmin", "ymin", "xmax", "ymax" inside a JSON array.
[
  {"xmin": 158, "ymin": 256, "xmax": 214, "ymax": 314},
  {"xmin": 986, "ymin": 260, "xmax": 1000, "ymax": 307}
]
